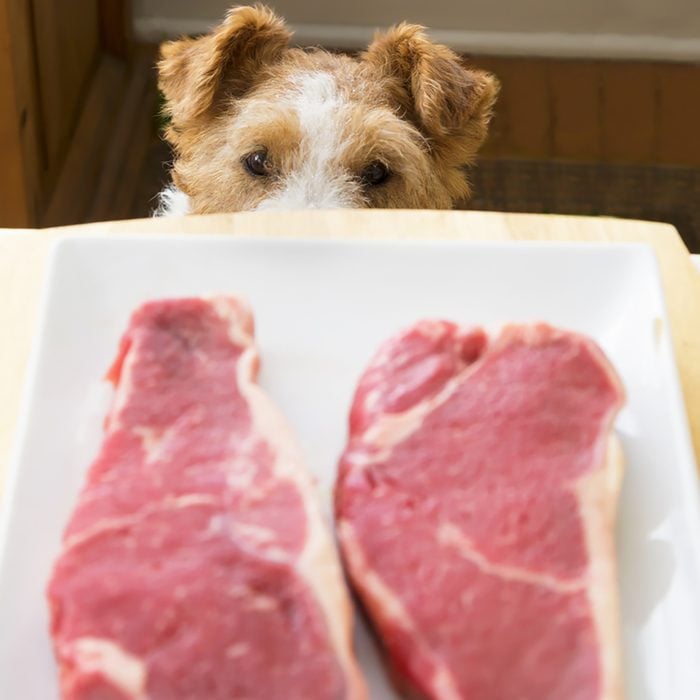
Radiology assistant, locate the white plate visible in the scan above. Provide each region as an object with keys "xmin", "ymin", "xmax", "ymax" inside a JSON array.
[{"xmin": 1, "ymin": 236, "xmax": 699, "ymax": 699}]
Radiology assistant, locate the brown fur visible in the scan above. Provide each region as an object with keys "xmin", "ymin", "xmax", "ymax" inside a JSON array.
[{"xmin": 158, "ymin": 4, "xmax": 499, "ymax": 213}]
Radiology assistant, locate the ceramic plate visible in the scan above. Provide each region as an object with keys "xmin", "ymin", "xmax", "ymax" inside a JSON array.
[{"xmin": 1, "ymin": 235, "xmax": 699, "ymax": 698}]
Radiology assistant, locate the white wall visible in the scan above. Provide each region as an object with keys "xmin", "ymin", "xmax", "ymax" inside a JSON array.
[{"xmin": 134, "ymin": 0, "xmax": 700, "ymax": 60}]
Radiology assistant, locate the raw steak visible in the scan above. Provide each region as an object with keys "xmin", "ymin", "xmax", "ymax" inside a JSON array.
[
  {"xmin": 335, "ymin": 321, "xmax": 625, "ymax": 700},
  {"xmin": 48, "ymin": 296, "xmax": 366, "ymax": 700}
]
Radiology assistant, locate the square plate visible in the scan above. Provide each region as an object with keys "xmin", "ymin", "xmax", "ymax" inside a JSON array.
[{"xmin": 1, "ymin": 235, "xmax": 699, "ymax": 698}]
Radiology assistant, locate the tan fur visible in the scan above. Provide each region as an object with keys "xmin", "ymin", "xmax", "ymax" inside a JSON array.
[{"xmin": 158, "ymin": 4, "xmax": 499, "ymax": 214}]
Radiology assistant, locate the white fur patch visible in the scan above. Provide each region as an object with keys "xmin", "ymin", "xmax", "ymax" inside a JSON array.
[
  {"xmin": 153, "ymin": 184, "xmax": 191, "ymax": 217},
  {"xmin": 255, "ymin": 72, "xmax": 360, "ymax": 211}
]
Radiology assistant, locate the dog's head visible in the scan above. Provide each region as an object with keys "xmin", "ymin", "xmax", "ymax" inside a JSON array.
[{"xmin": 158, "ymin": 4, "xmax": 498, "ymax": 214}]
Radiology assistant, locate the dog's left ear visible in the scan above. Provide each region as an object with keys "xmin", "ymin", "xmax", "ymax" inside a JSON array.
[
  {"xmin": 363, "ymin": 24, "xmax": 499, "ymax": 157},
  {"xmin": 158, "ymin": 5, "xmax": 291, "ymax": 128}
]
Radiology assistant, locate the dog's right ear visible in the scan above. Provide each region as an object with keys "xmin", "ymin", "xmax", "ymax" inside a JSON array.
[{"xmin": 158, "ymin": 5, "xmax": 291, "ymax": 128}]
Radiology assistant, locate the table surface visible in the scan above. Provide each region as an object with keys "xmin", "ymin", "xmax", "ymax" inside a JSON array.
[{"xmin": 2, "ymin": 210, "xmax": 699, "ymax": 499}]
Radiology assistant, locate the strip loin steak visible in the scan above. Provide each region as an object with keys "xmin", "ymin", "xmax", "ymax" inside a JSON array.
[
  {"xmin": 335, "ymin": 321, "xmax": 625, "ymax": 700},
  {"xmin": 48, "ymin": 296, "xmax": 366, "ymax": 700}
]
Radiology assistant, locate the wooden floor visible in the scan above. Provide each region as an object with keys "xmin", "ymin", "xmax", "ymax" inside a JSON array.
[{"xmin": 85, "ymin": 49, "xmax": 700, "ymax": 252}]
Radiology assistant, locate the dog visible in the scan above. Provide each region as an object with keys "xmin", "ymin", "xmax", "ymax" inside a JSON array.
[{"xmin": 155, "ymin": 4, "xmax": 498, "ymax": 216}]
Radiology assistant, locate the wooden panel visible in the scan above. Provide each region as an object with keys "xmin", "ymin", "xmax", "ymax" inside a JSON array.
[
  {"xmin": 99, "ymin": 0, "xmax": 132, "ymax": 58},
  {"xmin": 0, "ymin": 2, "xmax": 29, "ymax": 225},
  {"xmin": 656, "ymin": 63, "xmax": 700, "ymax": 166},
  {"xmin": 32, "ymin": 0, "xmax": 99, "ymax": 178},
  {"xmin": 0, "ymin": 0, "xmax": 44, "ymax": 226},
  {"xmin": 492, "ymin": 58, "xmax": 551, "ymax": 159},
  {"xmin": 89, "ymin": 49, "xmax": 157, "ymax": 221},
  {"xmin": 475, "ymin": 56, "xmax": 700, "ymax": 167},
  {"xmin": 547, "ymin": 61, "xmax": 602, "ymax": 161},
  {"xmin": 600, "ymin": 62, "xmax": 656, "ymax": 164},
  {"xmin": 43, "ymin": 55, "xmax": 127, "ymax": 227}
]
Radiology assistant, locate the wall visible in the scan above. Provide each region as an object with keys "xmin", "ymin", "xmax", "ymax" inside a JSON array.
[{"xmin": 134, "ymin": 0, "xmax": 700, "ymax": 60}]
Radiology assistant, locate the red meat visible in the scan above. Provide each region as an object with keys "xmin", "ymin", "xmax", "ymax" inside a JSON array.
[
  {"xmin": 48, "ymin": 296, "xmax": 366, "ymax": 700},
  {"xmin": 336, "ymin": 321, "xmax": 624, "ymax": 700}
]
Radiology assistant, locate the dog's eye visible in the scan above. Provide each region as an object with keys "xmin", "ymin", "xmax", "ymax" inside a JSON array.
[
  {"xmin": 361, "ymin": 161, "xmax": 390, "ymax": 186},
  {"xmin": 243, "ymin": 151, "xmax": 270, "ymax": 177}
]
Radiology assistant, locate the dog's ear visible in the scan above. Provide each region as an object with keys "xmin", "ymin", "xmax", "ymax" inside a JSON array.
[
  {"xmin": 363, "ymin": 24, "xmax": 498, "ymax": 156},
  {"xmin": 158, "ymin": 5, "xmax": 291, "ymax": 127}
]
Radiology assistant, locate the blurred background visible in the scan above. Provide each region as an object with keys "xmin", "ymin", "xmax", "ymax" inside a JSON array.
[{"xmin": 1, "ymin": 0, "xmax": 698, "ymax": 250}]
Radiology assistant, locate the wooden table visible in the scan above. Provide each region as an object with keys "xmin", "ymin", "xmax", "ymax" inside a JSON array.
[{"xmin": 2, "ymin": 210, "xmax": 699, "ymax": 497}]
